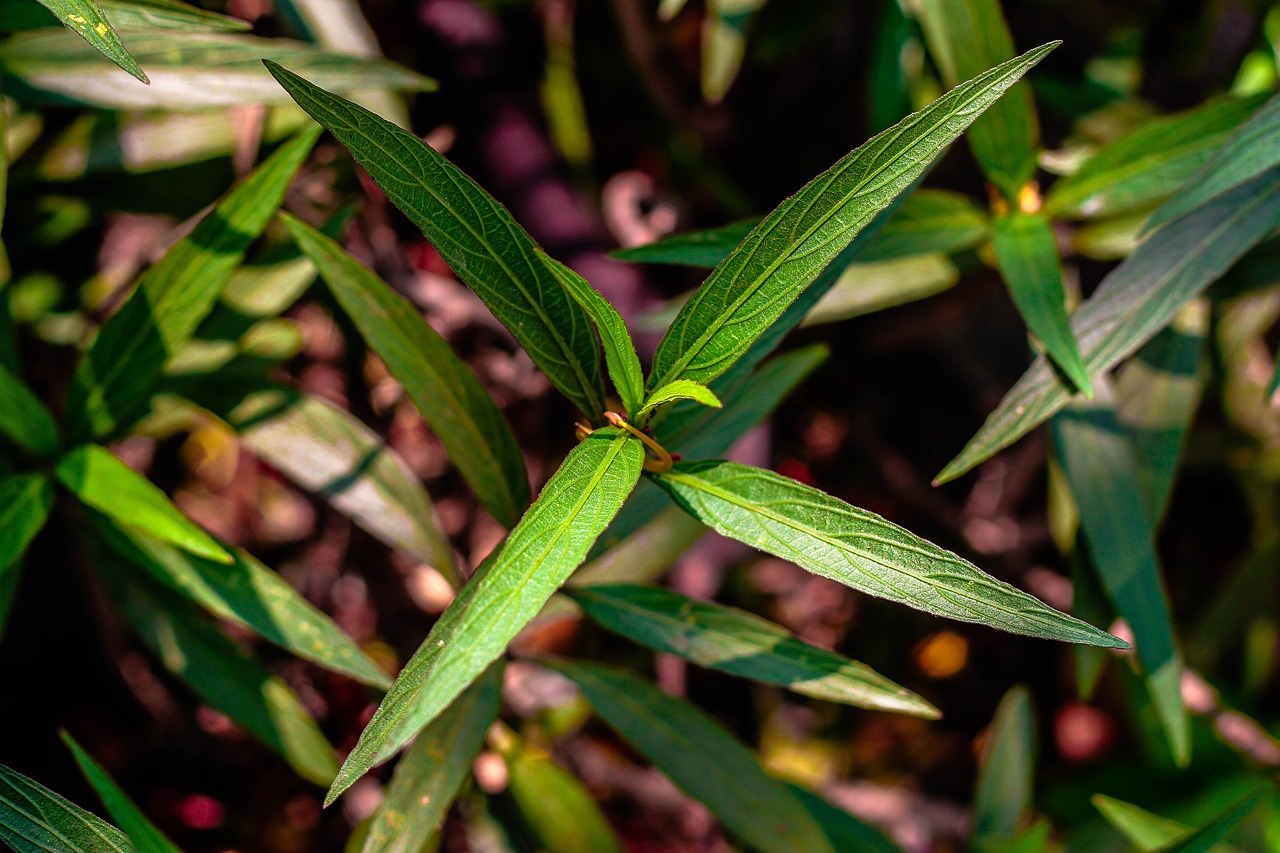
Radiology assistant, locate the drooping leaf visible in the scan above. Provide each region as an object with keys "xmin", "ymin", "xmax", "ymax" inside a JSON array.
[
  {"xmin": 536, "ymin": 249, "xmax": 643, "ymax": 420},
  {"xmin": 0, "ymin": 473, "xmax": 53, "ymax": 634},
  {"xmin": 801, "ymin": 253, "xmax": 959, "ymax": 327},
  {"xmin": 31, "ymin": 0, "xmax": 148, "ymax": 83},
  {"xmin": 991, "ymin": 211, "xmax": 1092, "ymax": 396},
  {"xmin": 637, "ymin": 379, "xmax": 721, "ymax": 420},
  {"xmin": 0, "ymin": 763, "xmax": 132, "ymax": 853},
  {"xmin": 0, "ymin": 0, "xmax": 249, "ymax": 32},
  {"xmin": 647, "ymin": 44, "xmax": 1057, "ymax": 393},
  {"xmin": 972, "ymin": 686, "xmax": 1035, "ymax": 846},
  {"xmin": 265, "ymin": 61, "xmax": 608, "ymax": 420},
  {"xmin": 652, "ymin": 460, "xmax": 1124, "ymax": 647},
  {"xmin": 937, "ymin": 166, "xmax": 1280, "ymax": 484},
  {"xmin": 505, "ymin": 741, "xmax": 626, "ymax": 853},
  {"xmin": 568, "ymin": 584, "xmax": 938, "ymax": 716},
  {"xmin": 0, "ymin": 363, "xmax": 58, "ymax": 457},
  {"xmin": 785, "ymin": 784, "xmax": 904, "ymax": 853},
  {"xmin": 361, "ymin": 663, "xmax": 504, "ymax": 853},
  {"xmin": 57, "ymin": 444, "xmax": 232, "ymax": 564},
  {"xmin": 64, "ymin": 127, "xmax": 320, "ymax": 443},
  {"xmin": 61, "ymin": 733, "xmax": 179, "ymax": 853},
  {"xmin": 326, "ymin": 428, "xmax": 644, "ymax": 805},
  {"xmin": 281, "ymin": 212, "xmax": 529, "ymax": 529},
  {"xmin": 551, "ymin": 661, "xmax": 832, "ymax": 853}
]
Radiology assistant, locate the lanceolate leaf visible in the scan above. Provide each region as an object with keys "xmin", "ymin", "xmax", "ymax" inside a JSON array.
[
  {"xmin": 57, "ymin": 444, "xmax": 232, "ymax": 565},
  {"xmin": 801, "ymin": 253, "xmax": 959, "ymax": 327},
  {"xmin": 281, "ymin": 213, "xmax": 529, "ymax": 528},
  {"xmin": 611, "ymin": 220, "xmax": 756, "ymax": 268},
  {"xmin": 32, "ymin": 0, "xmax": 148, "ymax": 83},
  {"xmin": 787, "ymin": 784, "xmax": 904, "ymax": 853},
  {"xmin": 325, "ymin": 428, "xmax": 644, "ymax": 805},
  {"xmin": 61, "ymin": 733, "xmax": 179, "ymax": 853},
  {"xmin": 972, "ymin": 686, "xmax": 1034, "ymax": 846},
  {"xmin": 551, "ymin": 661, "xmax": 833, "ymax": 853},
  {"xmin": 0, "ymin": 763, "xmax": 131, "ymax": 853},
  {"xmin": 652, "ymin": 460, "xmax": 1123, "ymax": 647},
  {"xmin": 505, "ymin": 743, "xmax": 626, "ymax": 853},
  {"xmin": 937, "ymin": 167, "xmax": 1280, "ymax": 484},
  {"xmin": 637, "ymin": 379, "xmax": 721, "ymax": 420},
  {"xmin": 0, "ymin": 363, "xmax": 59, "ymax": 457},
  {"xmin": 536, "ymin": 249, "xmax": 643, "ymax": 420},
  {"xmin": 568, "ymin": 584, "xmax": 938, "ymax": 716},
  {"xmin": 64, "ymin": 127, "xmax": 320, "ymax": 444},
  {"xmin": 991, "ymin": 211, "xmax": 1092, "ymax": 396},
  {"xmin": 647, "ymin": 44, "xmax": 1057, "ymax": 393},
  {"xmin": 0, "ymin": 473, "xmax": 54, "ymax": 633},
  {"xmin": 265, "ymin": 61, "xmax": 608, "ymax": 420},
  {"xmin": 0, "ymin": 0, "xmax": 249, "ymax": 32},
  {"xmin": 1092, "ymin": 796, "xmax": 1217, "ymax": 852},
  {"xmin": 856, "ymin": 188, "xmax": 990, "ymax": 262}
]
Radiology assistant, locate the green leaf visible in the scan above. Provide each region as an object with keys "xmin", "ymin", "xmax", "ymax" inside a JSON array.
[
  {"xmin": 785, "ymin": 784, "xmax": 904, "ymax": 853},
  {"xmin": 972, "ymin": 686, "xmax": 1034, "ymax": 845},
  {"xmin": 611, "ymin": 220, "xmax": 757, "ymax": 268},
  {"xmin": 281, "ymin": 212, "xmax": 530, "ymax": 529},
  {"xmin": 93, "ymin": 515, "xmax": 391, "ymax": 688},
  {"xmin": 801, "ymin": 253, "xmax": 959, "ymax": 327},
  {"xmin": 637, "ymin": 379, "xmax": 722, "ymax": 420},
  {"xmin": 326, "ymin": 427, "xmax": 644, "ymax": 805},
  {"xmin": 1045, "ymin": 94, "xmax": 1268, "ymax": 219},
  {"xmin": 0, "ymin": 473, "xmax": 54, "ymax": 635},
  {"xmin": 652, "ymin": 460, "xmax": 1124, "ymax": 647},
  {"xmin": 0, "ymin": 362, "xmax": 58, "ymax": 457},
  {"xmin": 647, "ymin": 43, "xmax": 1057, "ymax": 392},
  {"xmin": 912, "ymin": 0, "xmax": 1039, "ymax": 201},
  {"xmin": 1148, "ymin": 94, "xmax": 1280, "ymax": 229},
  {"xmin": 937, "ymin": 166, "xmax": 1280, "ymax": 484},
  {"xmin": 1, "ymin": 0, "xmax": 249, "ymax": 32},
  {"xmin": 1051, "ymin": 391, "xmax": 1188, "ymax": 765},
  {"xmin": 361, "ymin": 663, "xmax": 504, "ymax": 853},
  {"xmin": 550, "ymin": 661, "xmax": 833, "ymax": 853},
  {"xmin": 64, "ymin": 127, "xmax": 320, "ymax": 444},
  {"xmin": 0, "ymin": 763, "xmax": 132, "ymax": 853},
  {"xmin": 700, "ymin": 0, "xmax": 764, "ymax": 105},
  {"xmin": 1, "ymin": 31, "xmax": 433, "ymax": 110},
  {"xmin": 1091, "ymin": 796, "xmax": 1225, "ymax": 853},
  {"xmin": 57, "ymin": 444, "xmax": 232, "ymax": 565},
  {"xmin": 571, "ymin": 506, "xmax": 708, "ymax": 590},
  {"xmin": 61, "ymin": 733, "xmax": 179, "ymax": 853},
  {"xmin": 31, "ymin": 0, "xmax": 148, "ymax": 83},
  {"xmin": 855, "ymin": 189, "xmax": 990, "ymax": 262},
  {"xmin": 505, "ymin": 742, "xmax": 626, "ymax": 853},
  {"xmin": 991, "ymin": 211, "xmax": 1092, "ymax": 396},
  {"xmin": 568, "ymin": 583, "xmax": 938, "ymax": 716},
  {"xmin": 265, "ymin": 61, "xmax": 608, "ymax": 420}
]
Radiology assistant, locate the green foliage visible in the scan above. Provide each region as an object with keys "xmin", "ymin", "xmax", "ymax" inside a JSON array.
[{"xmin": 0, "ymin": 761, "xmax": 132, "ymax": 853}]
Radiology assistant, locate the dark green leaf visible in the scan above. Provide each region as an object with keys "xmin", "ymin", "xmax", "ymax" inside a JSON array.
[
  {"xmin": 991, "ymin": 211, "xmax": 1092, "ymax": 396},
  {"xmin": 0, "ymin": 763, "xmax": 131, "ymax": 853},
  {"xmin": 505, "ymin": 741, "xmax": 625, "ymax": 853},
  {"xmin": 0, "ymin": 473, "xmax": 53, "ymax": 635},
  {"xmin": 64, "ymin": 127, "xmax": 320, "ymax": 443},
  {"xmin": 1091, "ymin": 796, "xmax": 1221, "ymax": 853},
  {"xmin": 31, "ymin": 0, "xmax": 147, "ymax": 83},
  {"xmin": 938, "ymin": 166, "xmax": 1280, "ymax": 484},
  {"xmin": 801, "ymin": 253, "xmax": 959, "ymax": 327},
  {"xmin": 786, "ymin": 784, "xmax": 904, "ymax": 853},
  {"xmin": 855, "ymin": 189, "xmax": 990, "ymax": 262},
  {"xmin": 610, "ymin": 220, "xmax": 756, "ymax": 268},
  {"xmin": 326, "ymin": 427, "xmax": 644, "ymax": 805},
  {"xmin": 568, "ymin": 583, "xmax": 938, "ymax": 716},
  {"xmin": 647, "ymin": 44, "xmax": 1056, "ymax": 392},
  {"xmin": 652, "ymin": 460, "xmax": 1124, "ymax": 647},
  {"xmin": 551, "ymin": 661, "xmax": 833, "ymax": 853},
  {"xmin": 972, "ymin": 686, "xmax": 1034, "ymax": 845},
  {"xmin": 637, "ymin": 379, "xmax": 721, "ymax": 420},
  {"xmin": 61, "ymin": 733, "xmax": 179, "ymax": 853},
  {"xmin": 0, "ymin": 363, "xmax": 58, "ymax": 457},
  {"xmin": 1155, "ymin": 785, "xmax": 1271, "ymax": 852},
  {"xmin": 1, "ymin": 0, "xmax": 249, "ymax": 31},
  {"xmin": 281, "ymin": 212, "xmax": 529, "ymax": 529},
  {"xmin": 265, "ymin": 61, "xmax": 608, "ymax": 420}
]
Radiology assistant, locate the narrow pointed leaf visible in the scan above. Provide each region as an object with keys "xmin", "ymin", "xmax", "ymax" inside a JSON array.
[
  {"xmin": 265, "ymin": 61, "xmax": 607, "ymax": 420},
  {"xmin": 1092, "ymin": 795, "xmax": 1213, "ymax": 852},
  {"xmin": 700, "ymin": 0, "xmax": 764, "ymax": 105},
  {"xmin": 637, "ymin": 379, "xmax": 721, "ymax": 420},
  {"xmin": 972, "ymin": 686, "xmax": 1034, "ymax": 845},
  {"xmin": 855, "ymin": 189, "xmax": 989, "ymax": 262},
  {"xmin": 326, "ymin": 428, "xmax": 644, "ymax": 805},
  {"xmin": 536, "ymin": 249, "xmax": 644, "ymax": 420},
  {"xmin": 652, "ymin": 460, "xmax": 1124, "ymax": 647},
  {"xmin": 0, "ymin": 473, "xmax": 53, "ymax": 634},
  {"xmin": 801, "ymin": 253, "xmax": 959, "ymax": 327},
  {"xmin": 786, "ymin": 784, "xmax": 904, "ymax": 853},
  {"xmin": 32, "ymin": 0, "xmax": 148, "ymax": 83},
  {"xmin": 361, "ymin": 663, "xmax": 504, "ymax": 853},
  {"xmin": 64, "ymin": 127, "xmax": 320, "ymax": 443},
  {"xmin": 937, "ymin": 166, "xmax": 1280, "ymax": 484},
  {"xmin": 0, "ymin": 363, "xmax": 58, "ymax": 457},
  {"xmin": 648, "ymin": 44, "xmax": 1057, "ymax": 393},
  {"xmin": 506, "ymin": 743, "xmax": 625, "ymax": 853},
  {"xmin": 61, "ymin": 733, "xmax": 179, "ymax": 853},
  {"xmin": 281, "ymin": 212, "xmax": 529, "ymax": 528},
  {"xmin": 1, "ymin": 0, "xmax": 250, "ymax": 32},
  {"xmin": 57, "ymin": 444, "xmax": 232, "ymax": 564},
  {"xmin": 611, "ymin": 220, "xmax": 756, "ymax": 268},
  {"xmin": 0, "ymin": 763, "xmax": 131, "ymax": 853},
  {"xmin": 551, "ymin": 661, "xmax": 833, "ymax": 853},
  {"xmin": 568, "ymin": 584, "xmax": 937, "ymax": 716},
  {"xmin": 991, "ymin": 211, "xmax": 1092, "ymax": 396}
]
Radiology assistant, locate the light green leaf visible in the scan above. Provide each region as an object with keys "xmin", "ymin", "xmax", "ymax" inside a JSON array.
[
  {"xmin": 536, "ymin": 249, "xmax": 643, "ymax": 420},
  {"xmin": 637, "ymin": 379, "xmax": 722, "ymax": 420},
  {"xmin": 93, "ymin": 515, "xmax": 390, "ymax": 688},
  {"xmin": 937, "ymin": 166, "xmax": 1280, "ymax": 484},
  {"xmin": 652, "ymin": 460, "xmax": 1124, "ymax": 647},
  {"xmin": 281, "ymin": 212, "xmax": 529, "ymax": 529},
  {"xmin": 0, "ymin": 473, "xmax": 53, "ymax": 635},
  {"xmin": 326, "ymin": 427, "xmax": 644, "ymax": 805},
  {"xmin": 801, "ymin": 253, "xmax": 959, "ymax": 327},
  {"xmin": 31, "ymin": 0, "xmax": 147, "ymax": 83},
  {"xmin": 57, "ymin": 444, "xmax": 232, "ymax": 565},
  {"xmin": 550, "ymin": 661, "xmax": 833, "ymax": 853},
  {"xmin": 786, "ymin": 784, "xmax": 904, "ymax": 853},
  {"xmin": 265, "ymin": 61, "xmax": 608, "ymax": 421},
  {"xmin": 648, "ymin": 44, "xmax": 1057, "ymax": 392},
  {"xmin": 991, "ymin": 211, "xmax": 1092, "ymax": 396},
  {"xmin": 0, "ymin": 763, "xmax": 132, "ymax": 853},
  {"xmin": 361, "ymin": 663, "xmax": 504, "ymax": 853},
  {"xmin": 505, "ymin": 741, "xmax": 625, "ymax": 853},
  {"xmin": 61, "ymin": 733, "xmax": 179, "ymax": 853},
  {"xmin": 972, "ymin": 686, "xmax": 1034, "ymax": 845},
  {"xmin": 1092, "ymin": 795, "xmax": 1226, "ymax": 853},
  {"xmin": 571, "ymin": 506, "xmax": 708, "ymax": 590},
  {"xmin": 0, "ymin": 362, "xmax": 58, "ymax": 457},
  {"xmin": 64, "ymin": 127, "xmax": 320, "ymax": 443},
  {"xmin": 568, "ymin": 583, "xmax": 938, "ymax": 716},
  {"xmin": 913, "ymin": 0, "xmax": 1039, "ymax": 201},
  {"xmin": 1045, "ymin": 94, "xmax": 1268, "ymax": 219},
  {"xmin": 1, "ymin": 31, "xmax": 433, "ymax": 110}
]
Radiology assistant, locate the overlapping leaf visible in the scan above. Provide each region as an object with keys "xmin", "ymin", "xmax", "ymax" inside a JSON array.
[
  {"xmin": 0, "ymin": 363, "xmax": 58, "ymax": 457},
  {"xmin": 2, "ymin": 0, "xmax": 249, "ymax": 32},
  {"xmin": 0, "ymin": 762, "xmax": 131, "ymax": 853},
  {"xmin": 972, "ymin": 686, "xmax": 1034, "ymax": 847},
  {"xmin": 786, "ymin": 784, "xmax": 904, "ymax": 853},
  {"xmin": 61, "ymin": 734, "xmax": 179, "ymax": 853},
  {"xmin": 505, "ymin": 742, "xmax": 626, "ymax": 853},
  {"xmin": 638, "ymin": 379, "xmax": 721, "ymax": 420}
]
